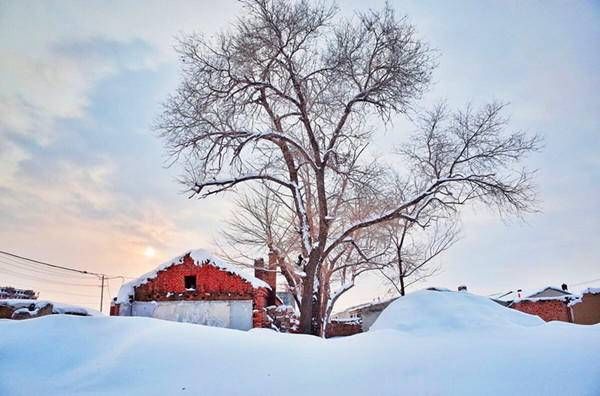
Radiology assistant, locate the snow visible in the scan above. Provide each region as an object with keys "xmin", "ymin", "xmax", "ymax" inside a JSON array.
[
  {"xmin": 582, "ymin": 287, "xmax": 600, "ymax": 295},
  {"xmin": 1, "ymin": 290, "xmax": 599, "ymax": 395},
  {"xmin": 116, "ymin": 249, "xmax": 270, "ymax": 304},
  {"xmin": 335, "ymin": 295, "xmax": 397, "ymax": 315},
  {"xmin": 370, "ymin": 290, "xmax": 543, "ymax": 332},
  {"xmin": 494, "ymin": 285, "xmax": 600, "ymax": 305},
  {"xmin": 0, "ymin": 299, "xmax": 102, "ymax": 316}
]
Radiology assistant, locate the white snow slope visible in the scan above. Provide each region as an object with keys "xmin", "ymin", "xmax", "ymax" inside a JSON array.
[{"xmin": 1, "ymin": 290, "xmax": 599, "ymax": 396}]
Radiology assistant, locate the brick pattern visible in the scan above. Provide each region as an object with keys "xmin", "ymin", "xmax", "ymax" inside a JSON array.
[
  {"xmin": 511, "ymin": 300, "xmax": 571, "ymax": 322},
  {"xmin": 571, "ymin": 293, "xmax": 600, "ymax": 325},
  {"xmin": 253, "ymin": 254, "xmax": 277, "ymax": 306},
  {"xmin": 325, "ymin": 319, "xmax": 363, "ymax": 338},
  {"xmin": 134, "ymin": 255, "xmax": 256, "ymax": 301},
  {"xmin": 125, "ymin": 254, "xmax": 272, "ymax": 328},
  {"xmin": 252, "ymin": 288, "xmax": 270, "ymax": 328}
]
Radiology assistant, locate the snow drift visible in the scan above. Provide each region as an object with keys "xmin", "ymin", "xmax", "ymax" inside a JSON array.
[
  {"xmin": 371, "ymin": 289, "xmax": 543, "ymax": 332},
  {"xmin": 1, "ymin": 290, "xmax": 599, "ymax": 395}
]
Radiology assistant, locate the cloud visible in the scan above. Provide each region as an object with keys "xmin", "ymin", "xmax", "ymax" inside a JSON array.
[
  {"xmin": 0, "ymin": 40, "xmax": 156, "ymax": 147},
  {"xmin": 0, "ymin": 0, "xmax": 598, "ymax": 311}
]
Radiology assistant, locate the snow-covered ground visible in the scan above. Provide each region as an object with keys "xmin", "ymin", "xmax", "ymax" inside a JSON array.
[{"xmin": 1, "ymin": 290, "xmax": 599, "ymax": 395}]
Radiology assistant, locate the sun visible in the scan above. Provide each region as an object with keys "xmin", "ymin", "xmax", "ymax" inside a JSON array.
[{"xmin": 143, "ymin": 246, "xmax": 156, "ymax": 258}]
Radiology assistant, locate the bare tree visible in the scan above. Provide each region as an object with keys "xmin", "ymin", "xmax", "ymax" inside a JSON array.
[
  {"xmin": 158, "ymin": 0, "xmax": 540, "ymax": 335},
  {"xmin": 220, "ymin": 185, "xmax": 304, "ymax": 306},
  {"xmin": 378, "ymin": 217, "xmax": 457, "ymax": 297}
]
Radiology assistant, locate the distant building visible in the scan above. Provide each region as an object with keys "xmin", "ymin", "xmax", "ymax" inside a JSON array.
[
  {"xmin": 493, "ymin": 285, "xmax": 600, "ymax": 325},
  {"xmin": 0, "ymin": 286, "xmax": 38, "ymax": 300},
  {"xmin": 332, "ymin": 297, "xmax": 399, "ymax": 331}
]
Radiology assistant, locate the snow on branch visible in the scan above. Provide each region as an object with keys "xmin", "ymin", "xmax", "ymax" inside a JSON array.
[{"xmin": 191, "ymin": 174, "xmax": 294, "ymax": 198}]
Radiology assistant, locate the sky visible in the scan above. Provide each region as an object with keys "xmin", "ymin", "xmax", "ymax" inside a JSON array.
[{"xmin": 0, "ymin": 0, "xmax": 598, "ymax": 313}]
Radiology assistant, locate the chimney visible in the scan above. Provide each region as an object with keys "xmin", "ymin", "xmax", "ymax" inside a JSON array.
[
  {"xmin": 561, "ymin": 283, "xmax": 568, "ymax": 292},
  {"xmin": 458, "ymin": 285, "xmax": 467, "ymax": 292},
  {"xmin": 254, "ymin": 254, "xmax": 277, "ymax": 305}
]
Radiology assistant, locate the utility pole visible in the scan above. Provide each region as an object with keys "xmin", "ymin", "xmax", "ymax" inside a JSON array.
[{"xmin": 99, "ymin": 275, "xmax": 105, "ymax": 313}]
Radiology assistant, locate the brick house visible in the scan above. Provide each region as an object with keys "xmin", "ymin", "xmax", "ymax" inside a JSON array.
[
  {"xmin": 494, "ymin": 286, "xmax": 600, "ymax": 325},
  {"xmin": 111, "ymin": 249, "xmax": 277, "ymax": 330},
  {"xmin": 509, "ymin": 286, "xmax": 576, "ymax": 322}
]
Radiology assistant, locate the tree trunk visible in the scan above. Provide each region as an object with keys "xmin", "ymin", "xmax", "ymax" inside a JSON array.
[
  {"xmin": 298, "ymin": 256, "xmax": 318, "ymax": 334},
  {"xmin": 313, "ymin": 275, "xmax": 328, "ymax": 337},
  {"xmin": 399, "ymin": 256, "xmax": 405, "ymax": 296}
]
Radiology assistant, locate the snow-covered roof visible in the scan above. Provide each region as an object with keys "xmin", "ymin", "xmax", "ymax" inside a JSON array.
[
  {"xmin": 493, "ymin": 286, "xmax": 571, "ymax": 303},
  {"xmin": 493, "ymin": 285, "xmax": 600, "ymax": 306},
  {"xmin": 335, "ymin": 296, "xmax": 399, "ymax": 316},
  {"xmin": 0, "ymin": 299, "xmax": 103, "ymax": 316},
  {"xmin": 116, "ymin": 249, "xmax": 270, "ymax": 304},
  {"xmin": 581, "ymin": 287, "xmax": 600, "ymax": 295},
  {"xmin": 527, "ymin": 286, "xmax": 571, "ymax": 298}
]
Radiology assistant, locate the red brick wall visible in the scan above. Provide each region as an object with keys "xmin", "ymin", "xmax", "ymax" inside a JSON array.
[
  {"xmin": 511, "ymin": 300, "xmax": 572, "ymax": 322},
  {"xmin": 252, "ymin": 288, "xmax": 270, "ymax": 328},
  {"xmin": 571, "ymin": 293, "xmax": 600, "ymax": 325},
  {"xmin": 253, "ymin": 253, "xmax": 277, "ymax": 306},
  {"xmin": 325, "ymin": 320, "xmax": 362, "ymax": 338},
  {"xmin": 134, "ymin": 255, "xmax": 256, "ymax": 301}
]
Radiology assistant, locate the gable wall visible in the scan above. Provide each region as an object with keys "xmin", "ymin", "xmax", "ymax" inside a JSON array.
[
  {"xmin": 134, "ymin": 255, "xmax": 255, "ymax": 302},
  {"xmin": 571, "ymin": 293, "xmax": 600, "ymax": 325},
  {"xmin": 511, "ymin": 300, "xmax": 571, "ymax": 322}
]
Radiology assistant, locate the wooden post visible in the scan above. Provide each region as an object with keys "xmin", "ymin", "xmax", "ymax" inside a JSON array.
[{"xmin": 99, "ymin": 275, "xmax": 105, "ymax": 313}]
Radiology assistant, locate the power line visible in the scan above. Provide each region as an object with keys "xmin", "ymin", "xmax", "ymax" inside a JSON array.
[
  {"xmin": 0, "ymin": 267, "xmax": 102, "ymax": 287},
  {"xmin": 0, "ymin": 260, "xmax": 100, "ymax": 286},
  {"xmin": 0, "ymin": 250, "xmax": 132, "ymax": 279},
  {"xmin": 0, "ymin": 260, "xmax": 98, "ymax": 287},
  {"xmin": 0, "ymin": 250, "xmax": 104, "ymax": 277},
  {"xmin": 36, "ymin": 288, "xmax": 100, "ymax": 298},
  {"xmin": 571, "ymin": 277, "xmax": 600, "ymax": 287},
  {"xmin": 0, "ymin": 249, "xmax": 133, "ymax": 313},
  {"xmin": 487, "ymin": 276, "xmax": 600, "ymax": 298},
  {"xmin": 0, "ymin": 254, "xmax": 95, "ymax": 279}
]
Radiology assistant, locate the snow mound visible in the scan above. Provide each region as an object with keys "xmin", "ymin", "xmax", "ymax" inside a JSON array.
[
  {"xmin": 4, "ymin": 304, "xmax": 600, "ymax": 396},
  {"xmin": 1, "ymin": 313, "xmax": 599, "ymax": 395},
  {"xmin": 370, "ymin": 289, "xmax": 543, "ymax": 332},
  {"xmin": 116, "ymin": 249, "xmax": 269, "ymax": 303}
]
